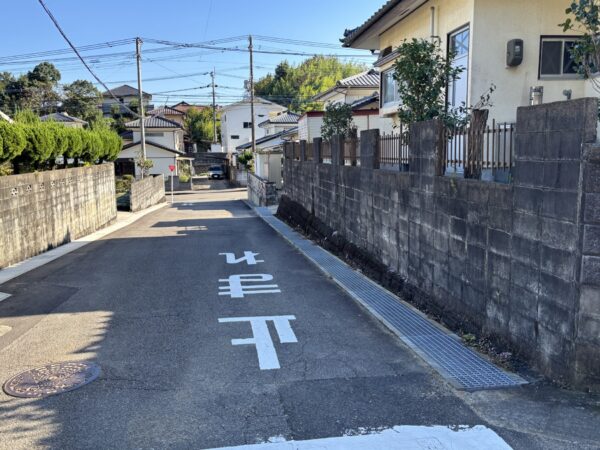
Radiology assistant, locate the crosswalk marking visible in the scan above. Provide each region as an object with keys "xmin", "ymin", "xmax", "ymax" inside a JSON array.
[{"xmin": 0, "ymin": 292, "xmax": 11, "ymax": 302}]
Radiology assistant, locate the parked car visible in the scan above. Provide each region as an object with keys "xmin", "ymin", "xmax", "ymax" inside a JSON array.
[{"xmin": 208, "ymin": 165, "xmax": 224, "ymax": 180}]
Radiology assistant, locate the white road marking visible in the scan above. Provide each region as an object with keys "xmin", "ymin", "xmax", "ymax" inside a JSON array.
[
  {"xmin": 219, "ymin": 274, "xmax": 281, "ymax": 298},
  {"xmin": 218, "ymin": 316, "xmax": 297, "ymax": 370},
  {"xmin": 0, "ymin": 292, "xmax": 12, "ymax": 302},
  {"xmin": 220, "ymin": 252, "xmax": 265, "ymax": 265},
  {"xmin": 208, "ymin": 425, "xmax": 512, "ymax": 450},
  {"xmin": 0, "ymin": 325, "xmax": 11, "ymax": 337}
]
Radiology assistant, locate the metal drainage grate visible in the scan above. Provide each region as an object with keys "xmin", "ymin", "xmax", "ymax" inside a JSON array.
[
  {"xmin": 3, "ymin": 362, "xmax": 101, "ymax": 398},
  {"xmin": 255, "ymin": 207, "xmax": 526, "ymax": 391}
]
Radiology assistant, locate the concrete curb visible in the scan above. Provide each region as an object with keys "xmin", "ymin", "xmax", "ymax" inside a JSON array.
[{"xmin": 0, "ymin": 202, "xmax": 168, "ymax": 286}]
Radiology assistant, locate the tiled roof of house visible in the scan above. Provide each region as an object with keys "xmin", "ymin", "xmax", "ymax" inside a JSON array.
[
  {"xmin": 338, "ymin": 70, "xmax": 379, "ymax": 88},
  {"xmin": 342, "ymin": 0, "xmax": 403, "ymax": 47},
  {"xmin": 40, "ymin": 112, "xmax": 88, "ymax": 124},
  {"xmin": 122, "ymin": 140, "xmax": 185, "ymax": 155},
  {"xmin": 351, "ymin": 93, "xmax": 380, "ymax": 110},
  {"xmin": 125, "ymin": 115, "xmax": 183, "ymax": 129},
  {"xmin": 147, "ymin": 105, "xmax": 185, "ymax": 116},
  {"xmin": 119, "ymin": 130, "xmax": 133, "ymax": 141},
  {"xmin": 103, "ymin": 84, "xmax": 151, "ymax": 98},
  {"xmin": 258, "ymin": 111, "xmax": 300, "ymax": 127},
  {"xmin": 236, "ymin": 127, "xmax": 298, "ymax": 151}
]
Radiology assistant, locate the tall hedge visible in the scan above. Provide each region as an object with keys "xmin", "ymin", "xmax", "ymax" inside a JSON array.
[
  {"xmin": 0, "ymin": 120, "xmax": 122, "ymax": 169},
  {"xmin": 0, "ymin": 122, "xmax": 27, "ymax": 163}
]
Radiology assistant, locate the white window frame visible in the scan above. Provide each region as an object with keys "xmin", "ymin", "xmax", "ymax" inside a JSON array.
[
  {"xmin": 539, "ymin": 36, "xmax": 581, "ymax": 80},
  {"xmin": 380, "ymin": 68, "xmax": 401, "ymax": 113}
]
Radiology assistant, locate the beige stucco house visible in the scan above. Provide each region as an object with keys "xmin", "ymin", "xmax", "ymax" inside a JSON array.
[{"xmin": 344, "ymin": 0, "xmax": 593, "ymax": 124}]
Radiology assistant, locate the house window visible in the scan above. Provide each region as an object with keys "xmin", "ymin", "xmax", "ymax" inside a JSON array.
[
  {"xmin": 146, "ymin": 132, "xmax": 164, "ymax": 137},
  {"xmin": 540, "ymin": 37, "xmax": 579, "ymax": 78},
  {"xmin": 381, "ymin": 69, "xmax": 400, "ymax": 108},
  {"xmin": 448, "ymin": 26, "xmax": 470, "ymax": 110},
  {"xmin": 231, "ymin": 135, "xmax": 240, "ymax": 140},
  {"xmin": 243, "ymin": 122, "xmax": 253, "ymax": 129}
]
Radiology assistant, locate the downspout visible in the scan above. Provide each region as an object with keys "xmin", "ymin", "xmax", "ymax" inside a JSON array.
[{"xmin": 430, "ymin": 6, "xmax": 435, "ymax": 42}]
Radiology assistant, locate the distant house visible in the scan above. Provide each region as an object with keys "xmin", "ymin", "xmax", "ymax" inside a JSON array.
[
  {"xmin": 298, "ymin": 70, "xmax": 392, "ymax": 142},
  {"xmin": 237, "ymin": 127, "xmax": 298, "ymax": 189},
  {"xmin": 40, "ymin": 112, "xmax": 88, "ymax": 128},
  {"xmin": 342, "ymin": 0, "xmax": 592, "ymax": 124},
  {"xmin": 221, "ymin": 97, "xmax": 286, "ymax": 153},
  {"xmin": 147, "ymin": 105, "xmax": 186, "ymax": 126},
  {"xmin": 114, "ymin": 115, "xmax": 191, "ymax": 178},
  {"xmin": 312, "ymin": 69, "xmax": 380, "ymax": 107},
  {"xmin": 171, "ymin": 101, "xmax": 209, "ymax": 115},
  {"xmin": 101, "ymin": 84, "xmax": 153, "ymax": 116},
  {"xmin": 0, "ymin": 110, "xmax": 13, "ymax": 123}
]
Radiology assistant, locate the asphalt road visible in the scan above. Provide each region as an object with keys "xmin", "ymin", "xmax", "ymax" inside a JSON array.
[{"xmin": 0, "ymin": 181, "xmax": 598, "ymax": 449}]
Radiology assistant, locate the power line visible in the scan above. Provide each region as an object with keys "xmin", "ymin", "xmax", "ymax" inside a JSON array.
[{"xmin": 36, "ymin": 0, "xmax": 140, "ymax": 117}]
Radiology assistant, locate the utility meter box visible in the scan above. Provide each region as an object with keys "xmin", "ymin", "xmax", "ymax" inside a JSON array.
[{"xmin": 507, "ymin": 39, "xmax": 524, "ymax": 67}]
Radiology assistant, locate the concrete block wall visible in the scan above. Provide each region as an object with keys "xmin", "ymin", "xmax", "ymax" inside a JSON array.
[
  {"xmin": 280, "ymin": 98, "xmax": 600, "ymax": 390},
  {"xmin": 248, "ymin": 172, "xmax": 278, "ymax": 207},
  {"xmin": 579, "ymin": 143, "xmax": 600, "ymax": 387},
  {"xmin": 0, "ymin": 164, "xmax": 117, "ymax": 269},
  {"xmin": 130, "ymin": 175, "xmax": 166, "ymax": 212}
]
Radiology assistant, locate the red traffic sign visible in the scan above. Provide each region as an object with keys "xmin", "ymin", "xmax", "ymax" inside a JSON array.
[{"xmin": 169, "ymin": 165, "xmax": 175, "ymax": 172}]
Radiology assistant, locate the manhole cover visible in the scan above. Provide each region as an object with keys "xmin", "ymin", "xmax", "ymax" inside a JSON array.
[{"xmin": 3, "ymin": 362, "xmax": 100, "ymax": 398}]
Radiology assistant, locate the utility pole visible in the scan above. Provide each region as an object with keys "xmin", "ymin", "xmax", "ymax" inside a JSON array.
[
  {"xmin": 211, "ymin": 68, "xmax": 217, "ymax": 145},
  {"xmin": 249, "ymin": 35, "xmax": 256, "ymax": 153},
  {"xmin": 135, "ymin": 37, "xmax": 147, "ymax": 178}
]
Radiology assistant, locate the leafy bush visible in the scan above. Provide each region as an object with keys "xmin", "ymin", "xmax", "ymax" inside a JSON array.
[
  {"xmin": 321, "ymin": 103, "xmax": 355, "ymax": 141},
  {"xmin": 0, "ymin": 122, "xmax": 27, "ymax": 163},
  {"xmin": 179, "ymin": 173, "xmax": 190, "ymax": 183}
]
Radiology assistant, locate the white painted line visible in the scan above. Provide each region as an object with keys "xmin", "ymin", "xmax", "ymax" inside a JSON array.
[
  {"xmin": 218, "ymin": 274, "xmax": 281, "ymax": 298},
  {"xmin": 0, "ymin": 202, "xmax": 168, "ymax": 286},
  {"xmin": 209, "ymin": 425, "xmax": 512, "ymax": 450},
  {"xmin": 220, "ymin": 251, "xmax": 264, "ymax": 265},
  {"xmin": 0, "ymin": 325, "xmax": 12, "ymax": 337},
  {"xmin": 0, "ymin": 292, "xmax": 11, "ymax": 302},
  {"xmin": 219, "ymin": 316, "xmax": 297, "ymax": 370}
]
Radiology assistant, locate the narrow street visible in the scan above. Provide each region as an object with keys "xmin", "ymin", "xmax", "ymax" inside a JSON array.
[{"xmin": 0, "ymin": 183, "xmax": 598, "ymax": 449}]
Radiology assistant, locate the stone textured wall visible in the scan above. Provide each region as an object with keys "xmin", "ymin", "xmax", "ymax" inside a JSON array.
[
  {"xmin": 280, "ymin": 98, "xmax": 600, "ymax": 390},
  {"xmin": 0, "ymin": 164, "xmax": 116, "ymax": 269},
  {"xmin": 130, "ymin": 175, "xmax": 166, "ymax": 212},
  {"xmin": 248, "ymin": 172, "xmax": 278, "ymax": 207}
]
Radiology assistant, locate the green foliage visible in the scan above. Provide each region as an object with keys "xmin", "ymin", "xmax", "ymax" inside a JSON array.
[
  {"xmin": 0, "ymin": 121, "xmax": 27, "ymax": 163},
  {"xmin": 184, "ymin": 107, "xmax": 220, "ymax": 151},
  {"xmin": 321, "ymin": 103, "xmax": 355, "ymax": 141},
  {"xmin": 62, "ymin": 80, "xmax": 103, "ymax": 123},
  {"xmin": 561, "ymin": 1, "xmax": 600, "ymax": 93},
  {"xmin": 64, "ymin": 127, "xmax": 83, "ymax": 159},
  {"xmin": 237, "ymin": 150, "xmax": 254, "ymax": 170},
  {"xmin": 14, "ymin": 109, "xmax": 41, "ymax": 125},
  {"xmin": 254, "ymin": 56, "xmax": 367, "ymax": 112},
  {"xmin": 393, "ymin": 39, "xmax": 463, "ymax": 126}
]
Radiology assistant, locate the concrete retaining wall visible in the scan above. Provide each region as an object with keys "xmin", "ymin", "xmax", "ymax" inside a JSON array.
[
  {"xmin": 0, "ymin": 164, "xmax": 117, "ymax": 269},
  {"xmin": 280, "ymin": 98, "xmax": 600, "ymax": 390},
  {"xmin": 130, "ymin": 175, "xmax": 166, "ymax": 212},
  {"xmin": 248, "ymin": 172, "xmax": 278, "ymax": 206}
]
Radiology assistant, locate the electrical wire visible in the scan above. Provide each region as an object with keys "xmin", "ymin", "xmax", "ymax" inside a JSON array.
[{"xmin": 36, "ymin": 0, "xmax": 140, "ymax": 117}]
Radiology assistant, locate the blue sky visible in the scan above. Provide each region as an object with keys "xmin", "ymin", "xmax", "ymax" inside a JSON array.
[{"xmin": 1, "ymin": 0, "xmax": 381, "ymax": 106}]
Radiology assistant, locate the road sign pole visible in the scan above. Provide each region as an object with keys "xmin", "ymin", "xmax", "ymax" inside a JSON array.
[{"xmin": 169, "ymin": 164, "xmax": 176, "ymax": 204}]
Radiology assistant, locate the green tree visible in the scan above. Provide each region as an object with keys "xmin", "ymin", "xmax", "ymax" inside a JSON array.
[
  {"xmin": 62, "ymin": 80, "xmax": 102, "ymax": 123},
  {"xmin": 237, "ymin": 150, "xmax": 254, "ymax": 170},
  {"xmin": 561, "ymin": 1, "xmax": 600, "ymax": 94},
  {"xmin": 392, "ymin": 39, "xmax": 464, "ymax": 127},
  {"xmin": 255, "ymin": 56, "xmax": 367, "ymax": 112},
  {"xmin": 321, "ymin": 103, "xmax": 355, "ymax": 141},
  {"xmin": 184, "ymin": 107, "xmax": 220, "ymax": 151},
  {"xmin": 0, "ymin": 122, "xmax": 27, "ymax": 163},
  {"xmin": 2, "ymin": 63, "xmax": 62, "ymax": 114}
]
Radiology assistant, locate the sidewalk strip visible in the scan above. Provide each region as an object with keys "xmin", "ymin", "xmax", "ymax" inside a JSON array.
[
  {"xmin": 0, "ymin": 202, "xmax": 168, "ymax": 286},
  {"xmin": 208, "ymin": 425, "xmax": 512, "ymax": 449},
  {"xmin": 254, "ymin": 206, "xmax": 527, "ymax": 391}
]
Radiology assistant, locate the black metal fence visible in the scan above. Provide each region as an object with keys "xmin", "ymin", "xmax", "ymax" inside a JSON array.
[
  {"xmin": 444, "ymin": 121, "xmax": 515, "ymax": 183},
  {"xmin": 343, "ymin": 137, "xmax": 360, "ymax": 166},
  {"xmin": 379, "ymin": 130, "xmax": 409, "ymax": 172}
]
